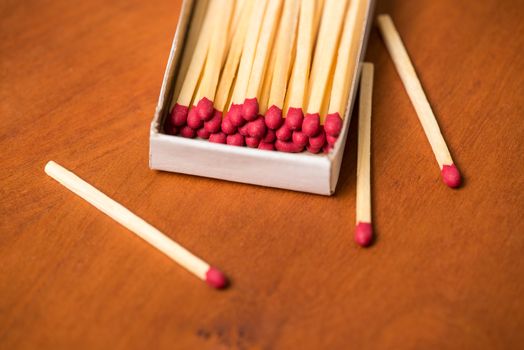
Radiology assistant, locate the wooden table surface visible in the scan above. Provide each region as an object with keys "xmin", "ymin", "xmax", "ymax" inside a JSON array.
[{"xmin": 2, "ymin": 0, "xmax": 523, "ymax": 349}]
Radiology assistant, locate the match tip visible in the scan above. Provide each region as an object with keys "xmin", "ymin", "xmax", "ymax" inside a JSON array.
[
  {"xmin": 308, "ymin": 126, "xmax": 326, "ymax": 149},
  {"xmin": 286, "ymin": 107, "xmax": 304, "ymax": 130},
  {"xmin": 246, "ymin": 116, "xmax": 267, "ymax": 139},
  {"xmin": 204, "ymin": 110, "xmax": 222, "ymax": 133},
  {"xmin": 209, "ymin": 132, "xmax": 227, "ymax": 144},
  {"xmin": 171, "ymin": 103, "xmax": 189, "ymax": 126},
  {"xmin": 441, "ymin": 164, "xmax": 462, "ymax": 188},
  {"xmin": 324, "ymin": 113, "xmax": 343, "ymax": 136},
  {"xmin": 302, "ymin": 113, "xmax": 321, "ymax": 137},
  {"xmin": 242, "ymin": 98, "xmax": 259, "ymax": 121},
  {"xmin": 226, "ymin": 133, "xmax": 245, "ymax": 147},
  {"xmin": 275, "ymin": 124, "xmax": 292, "ymax": 141},
  {"xmin": 205, "ymin": 267, "xmax": 229, "ymax": 289},
  {"xmin": 187, "ymin": 107, "xmax": 204, "ymax": 129},
  {"xmin": 228, "ymin": 104, "xmax": 245, "ymax": 127},
  {"xmin": 265, "ymin": 105, "xmax": 283, "ymax": 129},
  {"xmin": 292, "ymin": 131, "xmax": 308, "ymax": 148},
  {"xmin": 221, "ymin": 117, "xmax": 237, "ymax": 135},
  {"xmin": 180, "ymin": 125, "xmax": 196, "ymax": 138},
  {"xmin": 355, "ymin": 222, "xmax": 373, "ymax": 247},
  {"xmin": 196, "ymin": 97, "xmax": 214, "ymax": 121}
]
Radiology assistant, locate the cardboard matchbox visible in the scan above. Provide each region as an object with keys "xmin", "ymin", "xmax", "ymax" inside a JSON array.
[{"xmin": 150, "ymin": 0, "xmax": 375, "ymax": 195}]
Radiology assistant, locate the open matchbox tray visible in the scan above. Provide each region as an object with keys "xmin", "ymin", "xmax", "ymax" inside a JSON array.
[{"xmin": 150, "ymin": 0, "xmax": 376, "ymax": 195}]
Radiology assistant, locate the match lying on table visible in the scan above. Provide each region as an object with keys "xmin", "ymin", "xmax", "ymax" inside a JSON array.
[
  {"xmin": 45, "ymin": 161, "xmax": 228, "ymax": 289},
  {"xmin": 377, "ymin": 14, "xmax": 462, "ymax": 188},
  {"xmin": 355, "ymin": 63, "xmax": 374, "ymax": 247},
  {"xmin": 166, "ymin": 0, "xmax": 370, "ymax": 155}
]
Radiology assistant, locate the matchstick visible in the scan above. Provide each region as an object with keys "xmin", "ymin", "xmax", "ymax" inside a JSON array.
[
  {"xmin": 325, "ymin": 0, "xmax": 363, "ymax": 137},
  {"xmin": 304, "ymin": 0, "xmax": 348, "ymax": 137},
  {"xmin": 170, "ymin": 0, "xmax": 209, "ymax": 114},
  {"xmin": 284, "ymin": 0, "xmax": 315, "ymax": 132},
  {"xmin": 355, "ymin": 63, "xmax": 374, "ymax": 247},
  {"xmin": 242, "ymin": 0, "xmax": 283, "ymax": 122},
  {"xmin": 258, "ymin": 40, "xmax": 277, "ymax": 118},
  {"xmin": 192, "ymin": 0, "xmax": 234, "ymax": 122},
  {"xmin": 44, "ymin": 161, "xmax": 228, "ymax": 289},
  {"xmin": 226, "ymin": 0, "xmax": 269, "ymax": 129},
  {"xmin": 265, "ymin": 0, "xmax": 300, "ymax": 130},
  {"xmin": 377, "ymin": 14, "xmax": 461, "ymax": 188},
  {"xmin": 227, "ymin": 0, "xmax": 246, "ymax": 53},
  {"xmin": 212, "ymin": 1, "xmax": 254, "ymax": 130},
  {"xmin": 170, "ymin": 0, "xmax": 216, "ymax": 128}
]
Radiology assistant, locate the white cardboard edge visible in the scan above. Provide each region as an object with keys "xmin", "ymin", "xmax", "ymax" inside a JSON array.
[{"xmin": 149, "ymin": 0, "xmax": 375, "ymax": 196}]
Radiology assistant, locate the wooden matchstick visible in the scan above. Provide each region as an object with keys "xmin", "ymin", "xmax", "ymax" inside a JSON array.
[
  {"xmin": 325, "ymin": 0, "xmax": 363, "ymax": 137},
  {"xmin": 170, "ymin": 0, "xmax": 209, "ymax": 113},
  {"xmin": 192, "ymin": 0, "xmax": 234, "ymax": 122},
  {"xmin": 212, "ymin": 0, "xmax": 254, "ymax": 129},
  {"xmin": 355, "ymin": 63, "xmax": 374, "ymax": 247},
  {"xmin": 227, "ymin": 0, "xmax": 246, "ymax": 53},
  {"xmin": 377, "ymin": 14, "xmax": 461, "ymax": 188},
  {"xmin": 284, "ymin": 0, "xmax": 315, "ymax": 131},
  {"xmin": 226, "ymin": 0, "xmax": 269, "ymax": 128},
  {"xmin": 258, "ymin": 42, "xmax": 276, "ymax": 118},
  {"xmin": 304, "ymin": 0, "xmax": 348, "ymax": 137},
  {"xmin": 242, "ymin": 0, "xmax": 283, "ymax": 121},
  {"xmin": 44, "ymin": 161, "xmax": 228, "ymax": 289},
  {"xmin": 265, "ymin": 0, "xmax": 300, "ymax": 130},
  {"xmin": 170, "ymin": 0, "xmax": 216, "ymax": 128}
]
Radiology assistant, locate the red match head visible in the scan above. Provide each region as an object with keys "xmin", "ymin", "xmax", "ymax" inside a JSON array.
[
  {"xmin": 196, "ymin": 127, "xmax": 210, "ymax": 139},
  {"xmin": 275, "ymin": 140, "xmax": 303, "ymax": 153},
  {"xmin": 245, "ymin": 136, "xmax": 261, "ymax": 148},
  {"xmin": 242, "ymin": 98, "xmax": 259, "ymax": 121},
  {"xmin": 170, "ymin": 103, "xmax": 189, "ymax": 127},
  {"xmin": 308, "ymin": 127, "xmax": 326, "ymax": 149},
  {"xmin": 302, "ymin": 113, "xmax": 321, "ymax": 137},
  {"xmin": 209, "ymin": 132, "xmax": 227, "ymax": 144},
  {"xmin": 306, "ymin": 144, "xmax": 322, "ymax": 154},
  {"xmin": 263, "ymin": 129, "xmax": 276, "ymax": 143},
  {"xmin": 221, "ymin": 117, "xmax": 237, "ymax": 135},
  {"xmin": 187, "ymin": 107, "xmax": 204, "ymax": 129},
  {"xmin": 292, "ymin": 131, "xmax": 309, "ymax": 148},
  {"xmin": 247, "ymin": 116, "xmax": 267, "ymax": 139},
  {"xmin": 265, "ymin": 105, "xmax": 283, "ymax": 130},
  {"xmin": 324, "ymin": 113, "xmax": 343, "ymax": 137},
  {"xmin": 238, "ymin": 123, "xmax": 249, "ymax": 137},
  {"xmin": 196, "ymin": 97, "xmax": 214, "ymax": 121},
  {"xmin": 441, "ymin": 164, "xmax": 462, "ymax": 188},
  {"xmin": 204, "ymin": 110, "xmax": 222, "ymax": 133},
  {"xmin": 228, "ymin": 104, "xmax": 246, "ymax": 127},
  {"xmin": 226, "ymin": 133, "xmax": 245, "ymax": 147},
  {"xmin": 258, "ymin": 141, "xmax": 275, "ymax": 151},
  {"xmin": 326, "ymin": 133, "xmax": 338, "ymax": 146},
  {"xmin": 276, "ymin": 124, "xmax": 292, "ymax": 141},
  {"xmin": 205, "ymin": 267, "xmax": 228, "ymax": 289},
  {"xmin": 180, "ymin": 125, "xmax": 196, "ymax": 138},
  {"xmin": 286, "ymin": 107, "xmax": 304, "ymax": 131},
  {"xmin": 355, "ymin": 222, "xmax": 373, "ymax": 247}
]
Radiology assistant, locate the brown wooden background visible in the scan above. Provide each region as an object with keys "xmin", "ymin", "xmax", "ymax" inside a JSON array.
[{"xmin": 1, "ymin": 0, "xmax": 523, "ymax": 349}]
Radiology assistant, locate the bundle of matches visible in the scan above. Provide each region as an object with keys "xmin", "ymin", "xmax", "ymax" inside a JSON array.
[{"xmin": 166, "ymin": 0, "xmax": 369, "ymax": 154}]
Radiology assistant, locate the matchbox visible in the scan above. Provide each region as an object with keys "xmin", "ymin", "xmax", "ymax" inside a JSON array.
[{"xmin": 149, "ymin": 0, "xmax": 375, "ymax": 195}]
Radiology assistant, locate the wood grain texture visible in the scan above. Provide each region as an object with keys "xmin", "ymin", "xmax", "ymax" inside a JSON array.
[{"xmin": 1, "ymin": 0, "xmax": 523, "ymax": 349}]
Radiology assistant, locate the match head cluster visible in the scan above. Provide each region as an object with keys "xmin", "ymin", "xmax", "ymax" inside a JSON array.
[
  {"xmin": 166, "ymin": 101, "xmax": 342, "ymax": 153},
  {"xmin": 166, "ymin": 0, "xmax": 358, "ymax": 154}
]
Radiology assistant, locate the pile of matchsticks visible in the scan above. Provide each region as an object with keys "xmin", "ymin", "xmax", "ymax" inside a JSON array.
[{"xmin": 166, "ymin": 0, "xmax": 367, "ymax": 153}]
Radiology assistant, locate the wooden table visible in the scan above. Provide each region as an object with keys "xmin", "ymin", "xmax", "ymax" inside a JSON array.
[{"xmin": 2, "ymin": 0, "xmax": 523, "ymax": 348}]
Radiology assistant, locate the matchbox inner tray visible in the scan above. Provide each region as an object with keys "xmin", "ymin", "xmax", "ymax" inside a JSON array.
[{"xmin": 150, "ymin": 0, "xmax": 375, "ymax": 195}]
